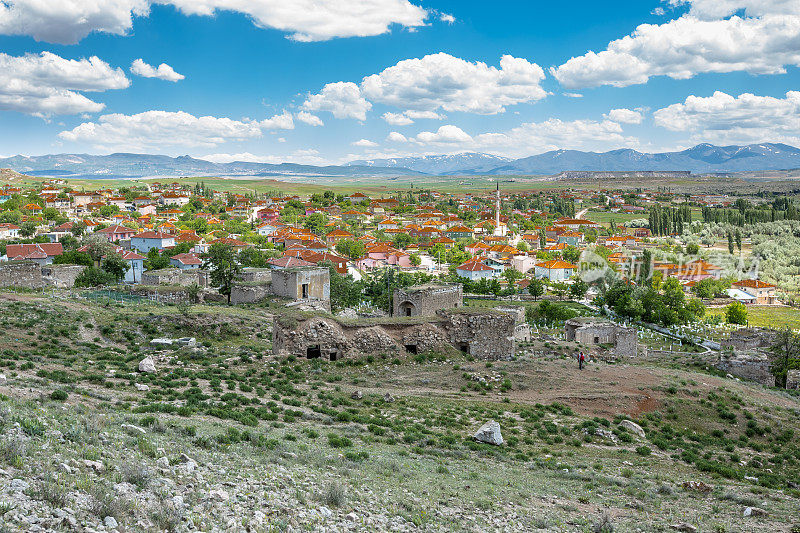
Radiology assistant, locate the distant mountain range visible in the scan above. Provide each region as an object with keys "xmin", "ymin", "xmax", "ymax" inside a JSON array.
[
  {"xmin": 2, "ymin": 143, "xmax": 800, "ymax": 179},
  {"xmin": 350, "ymin": 143, "xmax": 800, "ymax": 175},
  {"xmin": 0, "ymin": 153, "xmax": 422, "ymax": 180}
]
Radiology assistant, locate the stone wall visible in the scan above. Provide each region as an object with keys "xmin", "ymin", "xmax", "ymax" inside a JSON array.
[
  {"xmin": 440, "ymin": 310, "xmax": 516, "ymax": 361},
  {"xmin": 717, "ymin": 352, "xmax": 775, "ymax": 386},
  {"xmin": 0, "ymin": 261, "xmax": 43, "ymax": 288},
  {"xmin": 721, "ymin": 328, "xmax": 778, "ymax": 352},
  {"xmin": 240, "ymin": 268, "xmax": 272, "ymax": 283},
  {"xmin": 41, "ymin": 264, "xmax": 86, "ymax": 288},
  {"xmin": 273, "ymin": 308, "xmax": 516, "ymax": 361},
  {"xmin": 230, "ymin": 282, "xmax": 272, "ymax": 304},
  {"xmin": 565, "ymin": 317, "xmax": 639, "ymax": 358},
  {"xmin": 393, "ymin": 283, "xmax": 463, "ymax": 317},
  {"xmin": 271, "ymin": 267, "xmax": 329, "ymax": 301},
  {"xmin": 787, "ymin": 369, "xmax": 800, "ymax": 390},
  {"xmin": 141, "ymin": 268, "xmax": 209, "ymax": 288}
]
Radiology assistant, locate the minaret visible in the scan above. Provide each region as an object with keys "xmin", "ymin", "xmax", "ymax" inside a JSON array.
[{"xmin": 495, "ymin": 181, "xmax": 501, "ymax": 235}]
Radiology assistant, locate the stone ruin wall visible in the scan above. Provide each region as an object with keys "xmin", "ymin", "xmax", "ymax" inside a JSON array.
[
  {"xmin": 393, "ymin": 284, "xmax": 463, "ymax": 317},
  {"xmin": 140, "ymin": 268, "xmax": 209, "ymax": 288},
  {"xmin": 717, "ymin": 352, "xmax": 775, "ymax": 387},
  {"xmin": 273, "ymin": 310, "xmax": 515, "ymax": 361},
  {"xmin": 787, "ymin": 370, "xmax": 800, "ymax": 390},
  {"xmin": 0, "ymin": 261, "xmax": 44, "ymax": 288},
  {"xmin": 0, "ymin": 261, "xmax": 87, "ymax": 289}
]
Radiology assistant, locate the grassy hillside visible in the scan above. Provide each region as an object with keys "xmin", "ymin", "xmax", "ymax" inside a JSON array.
[{"xmin": 0, "ymin": 291, "xmax": 798, "ymax": 531}]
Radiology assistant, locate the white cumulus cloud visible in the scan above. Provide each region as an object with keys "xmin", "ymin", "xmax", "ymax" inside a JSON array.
[
  {"xmin": 0, "ymin": 0, "xmax": 428, "ymax": 44},
  {"xmin": 654, "ymin": 90, "xmax": 800, "ymax": 145},
  {"xmin": 302, "ymin": 81, "xmax": 372, "ymax": 120},
  {"xmin": 352, "ymin": 139, "xmax": 378, "ymax": 147},
  {"xmin": 415, "ymin": 125, "xmax": 473, "ymax": 144},
  {"xmin": 387, "ymin": 131, "xmax": 408, "ymax": 142},
  {"xmin": 296, "ymin": 111, "xmax": 323, "ymax": 126},
  {"xmin": 130, "ymin": 58, "xmax": 184, "ymax": 82},
  {"xmin": 605, "ymin": 108, "xmax": 644, "ymax": 124},
  {"xmin": 58, "ymin": 110, "xmax": 293, "ymax": 150},
  {"xmin": 0, "ymin": 51, "xmax": 129, "ymax": 116},
  {"xmin": 552, "ymin": 11, "xmax": 800, "ymax": 89},
  {"xmin": 382, "ymin": 110, "xmax": 443, "ymax": 125},
  {"xmin": 362, "ymin": 53, "xmax": 547, "ymax": 114}
]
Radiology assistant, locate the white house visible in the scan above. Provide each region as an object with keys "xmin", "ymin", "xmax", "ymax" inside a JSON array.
[
  {"xmin": 120, "ymin": 251, "xmax": 145, "ymax": 283},
  {"xmin": 131, "ymin": 231, "xmax": 175, "ymax": 253},
  {"xmin": 510, "ymin": 254, "xmax": 537, "ymax": 274},
  {"xmin": 0, "ymin": 223, "xmax": 20, "ymax": 240},
  {"xmin": 170, "ymin": 253, "xmax": 202, "ymax": 270},
  {"xmin": 534, "ymin": 259, "xmax": 577, "ymax": 281},
  {"xmin": 456, "ymin": 258, "xmax": 497, "ymax": 280}
]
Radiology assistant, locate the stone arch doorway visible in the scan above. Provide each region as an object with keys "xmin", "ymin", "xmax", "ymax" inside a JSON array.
[{"xmin": 398, "ymin": 301, "xmax": 417, "ymax": 317}]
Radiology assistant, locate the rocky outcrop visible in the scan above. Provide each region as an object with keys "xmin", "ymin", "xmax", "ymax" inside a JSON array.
[{"xmin": 474, "ymin": 420, "xmax": 503, "ymax": 445}]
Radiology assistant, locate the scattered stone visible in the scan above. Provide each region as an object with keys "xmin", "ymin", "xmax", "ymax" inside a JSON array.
[
  {"xmin": 351, "ymin": 390, "xmax": 362, "ymax": 400},
  {"xmin": 670, "ymin": 523, "xmax": 697, "ymax": 533},
  {"xmin": 620, "ymin": 420, "xmax": 646, "ymax": 438},
  {"xmin": 383, "ymin": 393, "xmax": 395, "ymax": 403},
  {"xmin": 138, "ymin": 357, "xmax": 156, "ymax": 373},
  {"xmin": 682, "ymin": 481, "xmax": 712, "ymax": 493},
  {"xmin": 121, "ymin": 423, "xmax": 146, "ymax": 435},
  {"xmin": 83, "ymin": 460, "xmax": 104, "ymax": 473},
  {"xmin": 150, "ymin": 338, "xmax": 173, "ymax": 346},
  {"xmin": 345, "ymin": 512, "xmax": 358, "ymax": 522},
  {"xmin": 210, "ymin": 489, "xmax": 229, "ymax": 502},
  {"xmin": 104, "ymin": 516, "xmax": 118, "ymax": 529},
  {"xmin": 474, "ymin": 420, "xmax": 504, "ymax": 445},
  {"xmin": 156, "ymin": 456, "xmax": 170, "ymax": 468},
  {"xmin": 744, "ymin": 475, "xmax": 758, "ymax": 482},
  {"xmin": 135, "ymin": 383, "xmax": 150, "ymax": 391},
  {"xmin": 9, "ymin": 478, "xmax": 28, "ymax": 493},
  {"xmin": 175, "ymin": 337, "xmax": 197, "ymax": 346},
  {"xmin": 744, "ymin": 507, "xmax": 768, "ymax": 517},
  {"xmin": 318, "ymin": 506, "xmax": 333, "ymax": 518},
  {"xmin": 0, "ymin": 374, "xmax": 7, "ymax": 384}
]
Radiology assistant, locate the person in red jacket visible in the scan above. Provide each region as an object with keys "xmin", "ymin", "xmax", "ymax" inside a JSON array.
[{"xmin": 579, "ymin": 351, "xmax": 585, "ymax": 370}]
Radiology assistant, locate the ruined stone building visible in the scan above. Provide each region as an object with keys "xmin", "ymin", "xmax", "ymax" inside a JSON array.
[
  {"xmin": 230, "ymin": 266, "xmax": 330, "ymax": 311},
  {"xmin": 0, "ymin": 261, "xmax": 86, "ymax": 289},
  {"xmin": 717, "ymin": 328, "xmax": 779, "ymax": 387},
  {"xmin": 392, "ymin": 283, "xmax": 463, "ymax": 317},
  {"xmin": 273, "ymin": 308, "xmax": 516, "ymax": 361},
  {"xmin": 564, "ymin": 317, "xmax": 639, "ymax": 358}
]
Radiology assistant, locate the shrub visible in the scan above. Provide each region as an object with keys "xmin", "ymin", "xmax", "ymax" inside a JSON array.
[
  {"xmin": 50, "ymin": 390, "xmax": 68, "ymax": 402},
  {"xmin": 318, "ymin": 481, "xmax": 346, "ymax": 508},
  {"xmin": 636, "ymin": 446, "xmax": 652, "ymax": 456}
]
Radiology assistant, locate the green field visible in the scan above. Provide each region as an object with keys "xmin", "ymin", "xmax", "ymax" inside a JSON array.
[
  {"xmin": 708, "ymin": 305, "xmax": 800, "ymax": 330},
  {"xmin": 584, "ymin": 210, "xmax": 648, "ymax": 226}
]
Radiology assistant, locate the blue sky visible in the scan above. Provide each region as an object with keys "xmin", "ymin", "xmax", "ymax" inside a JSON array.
[{"xmin": 0, "ymin": 0, "xmax": 799, "ymax": 164}]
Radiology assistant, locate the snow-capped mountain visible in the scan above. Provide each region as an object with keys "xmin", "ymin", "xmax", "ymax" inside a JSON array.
[{"xmin": 347, "ymin": 153, "xmax": 511, "ymax": 175}]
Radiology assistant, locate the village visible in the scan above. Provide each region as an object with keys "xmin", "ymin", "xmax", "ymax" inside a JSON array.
[{"xmin": 0, "ymin": 175, "xmax": 799, "ymax": 532}]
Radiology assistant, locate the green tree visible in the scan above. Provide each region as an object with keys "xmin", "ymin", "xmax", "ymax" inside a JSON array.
[
  {"xmin": 144, "ymin": 248, "xmax": 170, "ymax": 271},
  {"xmin": 727, "ymin": 232, "xmax": 734, "ymax": 254},
  {"xmin": 725, "ymin": 301, "xmax": 747, "ymax": 325},
  {"xmin": 569, "ymin": 278, "xmax": 589, "ymax": 300},
  {"xmin": 319, "ymin": 260, "xmax": 362, "ymax": 311},
  {"xmin": 75, "ymin": 267, "xmax": 115, "ymax": 287},
  {"xmin": 335, "ymin": 239, "xmax": 366, "ymax": 260},
  {"xmin": 101, "ymin": 253, "xmax": 129, "ymax": 282},
  {"xmin": 685, "ymin": 242, "xmax": 700, "ymax": 255},
  {"xmin": 527, "ymin": 278, "xmax": 544, "ymax": 300},
  {"xmin": 53, "ymin": 250, "xmax": 93, "ymax": 267},
  {"xmin": 409, "ymin": 253, "xmax": 421, "ymax": 267},
  {"xmin": 19, "ymin": 221, "xmax": 37, "ymax": 237},
  {"xmin": 769, "ymin": 328, "xmax": 800, "ymax": 387},
  {"xmin": 735, "ymin": 229, "xmax": 742, "ymax": 251},
  {"xmin": 562, "ymin": 245, "xmax": 581, "ymax": 264},
  {"xmin": 551, "ymin": 281, "xmax": 569, "ymax": 300},
  {"xmin": 202, "ymin": 243, "xmax": 242, "ymax": 304}
]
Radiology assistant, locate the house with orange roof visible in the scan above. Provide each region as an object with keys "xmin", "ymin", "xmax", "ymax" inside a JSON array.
[
  {"xmin": 534, "ymin": 259, "xmax": 578, "ymax": 281},
  {"xmin": 731, "ymin": 279, "xmax": 777, "ymax": 305},
  {"xmin": 456, "ymin": 258, "xmax": 497, "ymax": 280},
  {"xmin": 131, "ymin": 231, "xmax": 175, "ymax": 253},
  {"xmin": 325, "ymin": 228, "xmax": 354, "ymax": 245}
]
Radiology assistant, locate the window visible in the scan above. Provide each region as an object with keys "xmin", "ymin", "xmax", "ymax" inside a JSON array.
[
  {"xmin": 301, "ymin": 283, "xmax": 309, "ymax": 299},
  {"xmin": 306, "ymin": 345, "xmax": 321, "ymax": 359}
]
